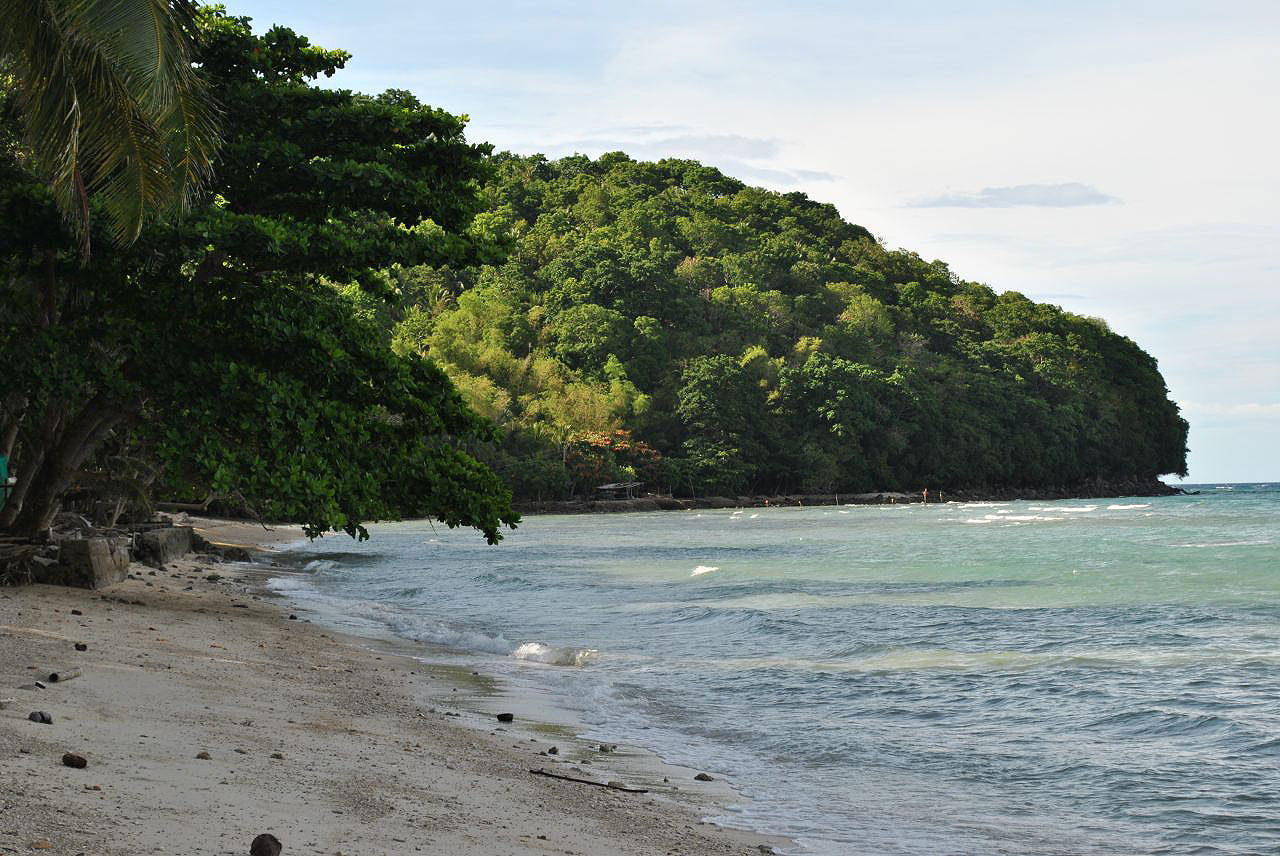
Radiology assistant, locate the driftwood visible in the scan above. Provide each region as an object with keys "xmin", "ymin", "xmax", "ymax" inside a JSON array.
[
  {"xmin": 529, "ymin": 768, "xmax": 648, "ymax": 793},
  {"xmin": 48, "ymin": 667, "xmax": 81, "ymax": 682}
]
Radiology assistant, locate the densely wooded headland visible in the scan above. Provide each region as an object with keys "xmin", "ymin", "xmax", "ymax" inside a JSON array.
[{"xmin": 0, "ymin": 8, "xmax": 1188, "ymax": 542}]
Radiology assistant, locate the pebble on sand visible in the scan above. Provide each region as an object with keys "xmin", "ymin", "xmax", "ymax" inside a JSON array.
[
  {"xmin": 694, "ymin": 772, "xmax": 715, "ymax": 781},
  {"xmin": 496, "ymin": 712, "xmax": 515, "ymax": 723},
  {"xmin": 62, "ymin": 752, "xmax": 88, "ymax": 769}
]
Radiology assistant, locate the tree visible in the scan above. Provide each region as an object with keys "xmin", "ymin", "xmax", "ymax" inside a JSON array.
[
  {"xmin": 0, "ymin": 8, "xmax": 516, "ymax": 541},
  {"xmin": 0, "ymin": 0, "xmax": 220, "ymax": 251},
  {"xmin": 392, "ymin": 152, "xmax": 1187, "ymax": 500}
]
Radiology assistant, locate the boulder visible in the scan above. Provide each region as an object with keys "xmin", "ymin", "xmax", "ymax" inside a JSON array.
[
  {"xmin": 136, "ymin": 526, "xmax": 193, "ymax": 567},
  {"xmin": 32, "ymin": 538, "xmax": 130, "ymax": 589}
]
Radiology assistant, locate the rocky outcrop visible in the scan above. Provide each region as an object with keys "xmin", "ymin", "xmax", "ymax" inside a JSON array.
[
  {"xmin": 30, "ymin": 537, "xmax": 131, "ymax": 589},
  {"xmin": 514, "ymin": 478, "xmax": 1184, "ymax": 516},
  {"xmin": 135, "ymin": 526, "xmax": 194, "ymax": 567}
]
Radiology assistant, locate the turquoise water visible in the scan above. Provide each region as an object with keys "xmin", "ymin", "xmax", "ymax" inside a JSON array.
[{"xmin": 273, "ymin": 485, "xmax": 1280, "ymax": 854}]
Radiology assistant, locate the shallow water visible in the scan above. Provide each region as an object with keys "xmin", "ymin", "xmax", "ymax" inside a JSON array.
[{"xmin": 273, "ymin": 484, "xmax": 1280, "ymax": 855}]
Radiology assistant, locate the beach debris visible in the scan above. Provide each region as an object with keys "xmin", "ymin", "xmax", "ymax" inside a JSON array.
[
  {"xmin": 31, "ymin": 840, "xmax": 52, "ymax": 849},
  {"xmin": 288, "ymin": 614, "xmax": 298, "ymax": 620},
  {"xmin": 61, "ymin": 752, "xmax": 87, "ymax": 769},
  {"xmin": 28, "ymin": 711, "xmax": 52, "ymax": 724},
  {"xmin": 496, "ymin": 712, "xmax": 515, "ymax": 723},
  {"xmin": 270, "ymin": 752, "xmax": 284, "ymax": 760},
  {"xmin": 196, "ymin": 751, "xmax": 212, "ymax": 760},
  {"xmin": 597, "ymin": 743, "xmax": 616, "ymax": 753},
  {"xmin": 694, "ymin": 772, "xmax": 715, "ymax": 781},
  {"xmin": 34, "ymin": 680, "xmax": 47, "ymax": 689},
  {"xmin": 529, "ymin": 768, "xmax": 649, "ymax": 793},
  {"xmin": 547, "ymin": 746, "xmax": 558, "ymax": 755},
  {"xmin": 249, "ymin": 832, "xmax": 282, "ymax": 856},
  {"xmin": 48, "ymin": 667, "xmax": 81, "ymax": 683},
  {"xmin": 70, "ymin": 609, "xmax": 82, "ymax": 616},
  {"xmin": 74, "ymin": 643, "xmax": 88, "ymax": 651},
  {"xmin": 84, "ymin": 784, "xmax": 101, "ymax": 790}
]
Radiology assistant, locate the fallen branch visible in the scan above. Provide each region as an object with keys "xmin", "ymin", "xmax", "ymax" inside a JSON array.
[{"xmin": 529, "ymin": 768, "xmax": 648, "ymax": 793}]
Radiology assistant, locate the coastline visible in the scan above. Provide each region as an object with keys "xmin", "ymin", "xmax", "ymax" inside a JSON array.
[
  {"xmin": 515, "ymin": 476, "xmax": 1184, "ymax": 516},
  {"xmin": 0, "ymin": 519, "xmax": 788, "ymax": 855}
]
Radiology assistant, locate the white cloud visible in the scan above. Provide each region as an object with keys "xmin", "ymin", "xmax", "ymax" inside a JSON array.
[
  {"xmin": 1179, "ymin": 402, "xmax": 1280, "ymax": 417},
  {"xmin": 909, "ymin": 183, "xmax": 1118, "ymax": 208}
]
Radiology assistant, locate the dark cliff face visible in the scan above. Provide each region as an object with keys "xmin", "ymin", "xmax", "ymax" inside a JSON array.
[{"xmin": 395, "ymin": 153, "xmax": 1189, "ymax": 500}]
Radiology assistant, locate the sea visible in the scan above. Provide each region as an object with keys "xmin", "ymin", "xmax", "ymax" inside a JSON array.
[{"xmin": 267, "ymin": 484, "xmax": 1280, "ymax": 855}]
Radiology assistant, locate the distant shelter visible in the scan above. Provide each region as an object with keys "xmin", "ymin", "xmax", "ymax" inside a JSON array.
[{"xmin": 595, "ymin": 481, "xmax": 644, "ymax": 500}]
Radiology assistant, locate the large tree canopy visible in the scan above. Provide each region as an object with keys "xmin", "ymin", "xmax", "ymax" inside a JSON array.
[
  {"xmin": 0, "ymin": 8, "xmax": 517, "ymax": 541},
  {"xmin": 383, "ymin": 153, "xmax": 1189, "ymax": 499}
]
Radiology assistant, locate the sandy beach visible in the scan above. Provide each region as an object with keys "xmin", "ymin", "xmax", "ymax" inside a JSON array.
[{"xmin": 0, "ymin": 520, "xmax": 784, "ymax": 855}]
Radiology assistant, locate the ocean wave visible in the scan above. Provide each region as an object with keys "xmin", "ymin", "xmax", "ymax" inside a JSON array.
[
  {"xmin": 301, "ymin": 559, "xmax": 338, "ymax": 572},
  {"xmin": 512, "ymin": 641, "xmax": 598, "ymax": 667},
  {"xmin": 691, "ymin": 565, "xmax": 720, "ymax": 576},
  {"xmin": 1170, "ymin": 540, "xmax": 1273, "ymax": 548},
  {"xmin": 1107, "ymin": 503, "xmax": 1151, "ymax": 510},
  {"xmin": 966, "ymin": 514, "xmax": 1064, "ymax": 524},
  {"xmin": 264, "ymin": 576, "xmax": 315, "ymax": 593}
]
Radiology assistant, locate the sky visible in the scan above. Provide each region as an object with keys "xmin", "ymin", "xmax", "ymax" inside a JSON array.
[{"xmin": 225, "ymin": 0, "xmax": 1279, "ymax": 482}]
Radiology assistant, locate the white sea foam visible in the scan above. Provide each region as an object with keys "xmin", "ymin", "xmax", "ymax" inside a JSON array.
[
  {"xmin": 264, "ymin": 576, "xmax": 314, "ymax": 593},
  {"xmin": 512, "ymin": 641, "xmax": 598, "ymax": 667},
  {"xmin": 750, "ymin": 513, "xmax": 760, "ymax": 519},
  {"xmin": 1171, "ymin": 540, "xmax": 1273, "ymax": 548},
  {"xmin": 691, "ymin": 565, "xmax": 720, "ymax": 576},
  {"xmin": 1107, "ymin": 503, "xmax": 1151, "ymax": 510},
  {"xmin": 302, "ymin": 559, "xmax": 337, "ymax": 572},
  {"xmin": 967, "ymin": 514, "xmax": 1063, "ymax": 524},
  {"xmin": 1057, "ymin": 506, "xmax": 1098, "ymax": 513}
]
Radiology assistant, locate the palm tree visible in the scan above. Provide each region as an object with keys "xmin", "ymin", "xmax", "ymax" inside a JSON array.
[{"xmin": 0, "ymin": 0, "xmax": 220, "ymax": 253}]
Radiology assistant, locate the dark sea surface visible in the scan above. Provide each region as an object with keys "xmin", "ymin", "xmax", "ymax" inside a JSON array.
[{"xmin": 270, "ymin": 484, "xmax": 1280, "ymax": 855}]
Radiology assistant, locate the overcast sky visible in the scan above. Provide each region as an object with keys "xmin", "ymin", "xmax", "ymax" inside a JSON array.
[{"xmin": 226, "ymin": 0, "xmax": 1279, "ymax": 482}]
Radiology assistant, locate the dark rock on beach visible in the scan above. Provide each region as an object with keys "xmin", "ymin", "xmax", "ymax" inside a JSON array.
[{"xmin": 249, "ymin": 833, "xmax": 282, "ymax": 856}]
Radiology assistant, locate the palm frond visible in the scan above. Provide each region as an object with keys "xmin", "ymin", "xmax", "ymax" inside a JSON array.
[{"xmin": 0, "ymin": 0, "xmax": 220, "ymax": 251}]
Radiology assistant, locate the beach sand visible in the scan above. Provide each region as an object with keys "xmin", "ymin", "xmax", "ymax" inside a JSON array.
[{"xmin": 0, "ymin": 520, "xmax": 785, "ymax": 855}]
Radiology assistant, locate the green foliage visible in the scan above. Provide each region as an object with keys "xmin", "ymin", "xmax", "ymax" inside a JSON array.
[
  {"xmin": 0, "ymin": 0, "xmax": 220, "ymax": 250},
  {"xmin": 390, "ymin": 152, "xmax": 1187, "ymax": 498},
  {"xmin": 0, "ymin": 9, "xmax": 516, "ymax": 541}
]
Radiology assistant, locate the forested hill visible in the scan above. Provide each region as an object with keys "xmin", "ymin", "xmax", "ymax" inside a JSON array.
[{"xmin": 374, "ymin": 151, "xmax": 1188, "ymax": 500}]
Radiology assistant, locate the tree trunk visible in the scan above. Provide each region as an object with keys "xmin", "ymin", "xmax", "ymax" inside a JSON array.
[{"xmin": 6, "ymin": 397, "xmax": 129, "ymax": 537}]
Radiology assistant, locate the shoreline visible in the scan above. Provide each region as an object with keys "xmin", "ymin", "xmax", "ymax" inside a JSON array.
[
  {"xmin": 0, "ymin": 518, "xmax": 789, "ymax": 855},
  {"xmin": 515, "ymin": 476, "xmax": 1185, "ymax": 516}
]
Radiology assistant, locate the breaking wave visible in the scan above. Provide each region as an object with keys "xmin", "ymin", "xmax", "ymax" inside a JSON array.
[{"xmin": 512, "ymin": 641, "xmax": 598, "ymax": 667}]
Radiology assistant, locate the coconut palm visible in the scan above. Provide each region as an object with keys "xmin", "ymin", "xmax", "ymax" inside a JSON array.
[{"xmin": 0, "ymin": 0, "xmax": 220, "ymax": 252}]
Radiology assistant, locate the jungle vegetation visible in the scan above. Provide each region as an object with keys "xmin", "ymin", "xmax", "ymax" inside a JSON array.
[
  {"xmin": 372, "ymin": 153, "xmax": 1188, "ymax": 500},
  {"xmin": 0, "ymin": 7, "xmax": 516, "ymax": 540}
]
